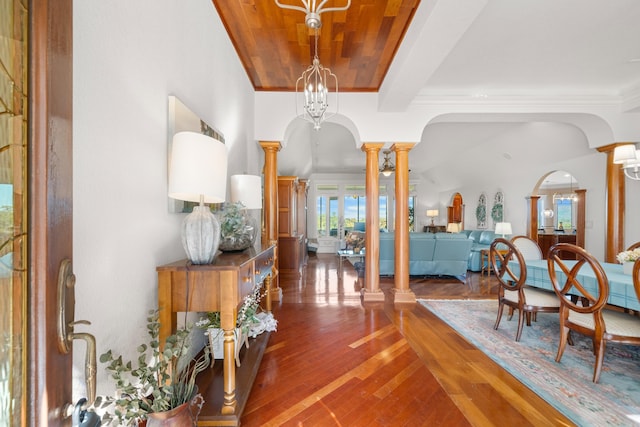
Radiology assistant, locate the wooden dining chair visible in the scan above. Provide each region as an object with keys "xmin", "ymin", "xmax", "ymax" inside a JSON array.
[
  {"xmin": 548, "ymin": 243, "xmax": 640, "ymax": 383},
  {"xmin": 511, "ymin": 235, "xmax": 543, "ymax": 260},
  {"xmin": 491, "ymin": 238, "xmax": 560, "ymax": 341},
  {"xmin": 627, "ymin": 241, "xmax": 640, "ymax": 251}
]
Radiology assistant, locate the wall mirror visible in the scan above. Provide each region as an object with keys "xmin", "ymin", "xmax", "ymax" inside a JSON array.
[{"xmin": 167, "ymin": 96, "xmax": 224, "ymax": 213}]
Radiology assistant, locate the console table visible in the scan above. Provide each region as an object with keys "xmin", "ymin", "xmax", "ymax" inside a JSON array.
[
  {"xmin": 156, "ymin": 244, "xmax": 275, "ymax": 425},
  {"xmin": 424, "ymin": 225, "xmax": 446, "ymax": 233}
]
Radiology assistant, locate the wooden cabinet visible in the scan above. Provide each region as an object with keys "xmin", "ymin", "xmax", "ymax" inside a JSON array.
[
  {"xmin": 156, "ymin": 244, "xmax": 275, "ymax": 425},
  {"xmin": 537, "ymin": 233, "xmax": 577, "ymax": 259},
  {"xmin": 278, "ymin": 176, "xmax": 307, "ymax": 276},
  {"xmin": 278, "ymin": 176, "xmax": 297, "ymax": 237}
]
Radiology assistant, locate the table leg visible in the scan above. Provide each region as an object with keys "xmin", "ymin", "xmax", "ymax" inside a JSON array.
[
  {"xmin": 221, "ymin": 328, "xmax": 237, "ymax": 414},
  {"xmin": 264, "ymin": 274, "xmax": 272, "ymax": 314}
]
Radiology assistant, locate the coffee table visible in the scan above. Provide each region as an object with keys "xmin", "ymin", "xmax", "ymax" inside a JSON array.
[{"xmin": 337, "ymin": 249, "xmax": 364, "ymax": 276}]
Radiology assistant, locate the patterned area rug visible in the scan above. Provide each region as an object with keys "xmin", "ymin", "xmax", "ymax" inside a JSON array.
[{"xmin": 418, "ymin": 299, "xmax": 640, "ymax": 426}]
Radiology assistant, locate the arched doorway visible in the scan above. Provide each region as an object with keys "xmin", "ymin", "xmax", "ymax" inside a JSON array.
[
  {"xmin": 447, "ymin": 192, "xmax": 464, "ymax": 230},
  {"xmin": 528, "ymin": 170, "xmax": 586, "ymax": 258}
]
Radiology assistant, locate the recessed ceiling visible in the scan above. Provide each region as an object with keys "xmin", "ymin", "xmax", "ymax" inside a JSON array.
[
  {"xmin": 212, "ymin": 0, "xmax": 420, "ymax": 92},
  {"xmin": 213, "ymin": 0, "xmax": 640, "ymax": 178}
]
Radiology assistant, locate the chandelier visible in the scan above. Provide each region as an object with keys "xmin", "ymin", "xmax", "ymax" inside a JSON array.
[
  {"xmin": 275, "ymin": 1, "xmax": 351, "ymax": 130},
  {"xmin": 613, "ymin": 143, "xmax": 640, "ymax": 181},
  {"xmin": 380, "ymin": 150, "xmax": 395, "ymax": 177},
  {"xmin": 552, "ymin": 174, "xmax": 578, "ymax": 203}
]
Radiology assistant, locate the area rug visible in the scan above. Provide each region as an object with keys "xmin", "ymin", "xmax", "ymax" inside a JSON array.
[{"xmin": 418, "ymin": 299, "xmax": 640, "ymax": 426}]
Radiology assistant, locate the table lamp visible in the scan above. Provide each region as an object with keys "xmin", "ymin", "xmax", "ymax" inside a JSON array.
[
  {"xmin": 426, "ymin": 209, "xmax": 439, "ymax": 226},
  {"xmin": 446, "ymin": 223, "xmax": 461, "ymax": 233},
  {"xmin": 230, "ymin": 174, "xmax": 262, "ymax": 209},
  {"xmin": 495, "ymin": 222, "xmax": 512, "ymax": 239},
  {"xmin": 168, "ymin": 131, "xmax": 227, "ymax": 264}
]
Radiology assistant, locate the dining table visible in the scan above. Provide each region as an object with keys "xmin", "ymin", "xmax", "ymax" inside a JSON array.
[{"xmin": 510, "ymin": 259, "xmax": 640, "ymax": 311}]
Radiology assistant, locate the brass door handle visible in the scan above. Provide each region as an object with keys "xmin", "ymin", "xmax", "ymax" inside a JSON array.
[{"xmin": 57, "ymin": 258, "xmax": 97, "ymax": 416}]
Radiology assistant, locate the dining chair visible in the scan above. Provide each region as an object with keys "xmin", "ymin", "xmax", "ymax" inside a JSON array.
[
  {"xmin": 511, "ymin": 235, "xmax": 543, "ymax": 260},
  {"xmin": 627, "ymin": 241, "xmax": 640, "ymax": 251},
  {"xmin": 548, "ymin": 243, "xmax": 640, "ymax": 383},
  {"xmin": 491, "ymin": 238, "xmax": 560, "ymax": 341}
]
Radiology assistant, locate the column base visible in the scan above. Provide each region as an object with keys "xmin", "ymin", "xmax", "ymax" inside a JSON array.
[
  {"xmin": 391, "ymin": 288, "xmax": 416, "ymax": 304},
  {"xmin": 361, "ymin": 288, "xmax": 385, "ymax": 302}
]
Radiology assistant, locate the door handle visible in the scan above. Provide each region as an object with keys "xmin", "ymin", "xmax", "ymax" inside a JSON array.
[{"xmin": 57, "ymin": 258, "xmax": 97, "ymax": 417}]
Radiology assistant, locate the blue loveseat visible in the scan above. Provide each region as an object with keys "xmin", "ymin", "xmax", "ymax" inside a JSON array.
[
  {"xmin": 379, "ymin": 232, "xmax": 472, "ymax": 277},
  {"xmin": 460, "ymin": 229, "xmax": 501, "ymax": 272}
]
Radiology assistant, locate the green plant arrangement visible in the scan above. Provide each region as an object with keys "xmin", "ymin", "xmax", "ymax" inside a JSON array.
[
  {"xmin": 475, "ymin": 204, "xmax": 486, "ymax": 223},
  {"xmin": 94, "ymin": 310, "xmax": 210, "ymax": 426},
  {"xmin": 196, "ymin": 282, "xmax": 277, "ymax": 360},
  {"xmin": 216, "ymin": 202, "xmax": 257, "ymax": 251},
  {"xmin": 491, "ymin": 203, "xmax": 503, "ymax": 223}
]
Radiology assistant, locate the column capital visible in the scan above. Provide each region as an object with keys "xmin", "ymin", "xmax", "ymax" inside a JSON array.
[
  {"xmin": 390, "ymin": 142, "xmax": 415, "ymax": 153},
  {"xmin": 259, "ymin": 141, "xmax": 282, "ymax": 152},
  {"xmin": 596, "ymin": 142, "xmax": 637, "ymax": 154},
  {"xmin": 361, "ymin": 142, "xmax": 385, "ymax": 153}
]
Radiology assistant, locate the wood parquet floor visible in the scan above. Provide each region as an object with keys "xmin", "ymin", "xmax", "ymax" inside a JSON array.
[{"xmin": 241, "ymin": 254, "xmax": 575, "ymax": 427}]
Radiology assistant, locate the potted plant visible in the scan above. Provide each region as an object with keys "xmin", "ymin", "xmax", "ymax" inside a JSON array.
[
  {"xmin": 616, "ymin": 248, "xmax": 640, "ymax": 275},
  {"xmin": 94, "ymin": 310, "xmax": 210, "ymax": 426},
  {"xmin": 196, "ymin": 282, "xmax": 276, "ymax": 363},
  {"xmin": 216, "ymin": 202, "xmax": 257, "ymax": 252}
]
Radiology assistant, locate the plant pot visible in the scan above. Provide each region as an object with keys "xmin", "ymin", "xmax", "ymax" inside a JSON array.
[
  {"xmin": 146, "ymin": 394, "xmax": 204, "ymax": 427},
  {"xmin": 206, "ymin": 327, "xmax": 248, "ymax": 366},
  {"xmin": 146, "ymin": 402, "xmax": 194, "ymax": 427}
]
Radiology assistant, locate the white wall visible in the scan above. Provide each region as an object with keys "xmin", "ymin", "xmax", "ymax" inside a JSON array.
[
  {"xmin": 72, "ymin": 0, "xmax": 257, "ymax": 399},
  {"xmin": 412, "ymin": 122, "xmax": 609, "ymax": 259}
]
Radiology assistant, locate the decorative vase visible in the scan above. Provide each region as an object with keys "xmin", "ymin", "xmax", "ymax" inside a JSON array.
[
  {"xmin": 623, "ymin": 261, "xmax": 634, "ymax": 275},
  {"xmin": 216, "ymin": 203, "xmax": 258, "ymax": 252},
  {"xmin": 181, "ymin": 205, "xmax": 220, "ymax": 264}
]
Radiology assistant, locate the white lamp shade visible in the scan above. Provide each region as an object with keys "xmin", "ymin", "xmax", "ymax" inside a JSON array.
[
  {"xmin": 426, "ymin": 210, "xmax": 439, "ymax": 217},
  {"xmin": 230, "ymin": 175, "xmax": 262, "ymax": 209},
  {"xmin": 168, "ymin": 131, "xmax": 227, "ymax": 203},
  {"xmin": 446, "ymin": 223, "xmax": 460, "ymax": 233},
  {"xmin": 613, "ymin": 144, "xmax": 638, "ymax": 165},
  {"xmin": 495, "ymin": 222, "xmax": 512, "ymax": 236}
]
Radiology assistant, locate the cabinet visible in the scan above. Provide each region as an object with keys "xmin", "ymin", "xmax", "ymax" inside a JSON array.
[
  {"xmin": 156, "ymin": 244, "xmax": 275, "ymax": 425},
  {"xmin": 537, "ymin": 233, "xmax": 577, "ymax": 259},
  {"xmin": 278, "ymin": 176, "xmax": 307, "ymax": 276},
  {"xmin": 424, "ymin": 225, "xmax": 446, "ymax": 233}
]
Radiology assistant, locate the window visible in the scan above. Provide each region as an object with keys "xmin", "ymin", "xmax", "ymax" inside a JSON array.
[
  {"xmin": 317, "ymin": 195, "xmax": 339, "ymax": 237},
  {"xmin": 343, "ymin": 195, "xmax": 366, "ymax": 231},
  {"xmin": 556, "ymin": 199, "xmax": 573, "ymax": 230}
]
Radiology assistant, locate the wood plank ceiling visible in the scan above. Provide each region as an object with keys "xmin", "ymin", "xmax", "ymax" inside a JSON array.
[{"xmin": 212, "ymin": 0, "xmax": 421, "ymax": 92}]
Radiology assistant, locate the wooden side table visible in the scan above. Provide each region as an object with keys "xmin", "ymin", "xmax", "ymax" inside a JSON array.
[
  {"xmin": 481, "ymin": 248, "xmax": 508, "ymax": 277},
  {"xmin": 156, "ymin": 244, "xmax": 275, "ymax": 425}
]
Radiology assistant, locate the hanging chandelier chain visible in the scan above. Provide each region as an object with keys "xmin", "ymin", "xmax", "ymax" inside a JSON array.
[
  {"xmin": 277, "ymin": 0, "xmax": 349, "ymax": 130},
  {"xmin": 275, "ymin": 0, "xmax": 351, "ymax": 28}
]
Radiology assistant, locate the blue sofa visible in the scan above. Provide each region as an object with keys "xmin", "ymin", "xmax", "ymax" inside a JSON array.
[
  {"xmin": 379, "ymin": 232, "xmax": 472, "ymax": 277},
  {"xmin": 460, "ymin": 230, "xmax": 501, "ymax": 272}
]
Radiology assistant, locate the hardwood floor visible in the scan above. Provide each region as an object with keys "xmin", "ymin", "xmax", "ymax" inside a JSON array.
[{"xmin": 241, "ymin": 254, "xmax": 575, "ymax": 426}]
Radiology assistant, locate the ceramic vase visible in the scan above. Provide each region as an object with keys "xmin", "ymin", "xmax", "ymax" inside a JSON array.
[
  {"xmin": 623, "ymin": 261, "xmax": 634, "ymax": 275},
  {"xmin": 181, "ymin": 205, "xmax": 220, "ymax": 264}
]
